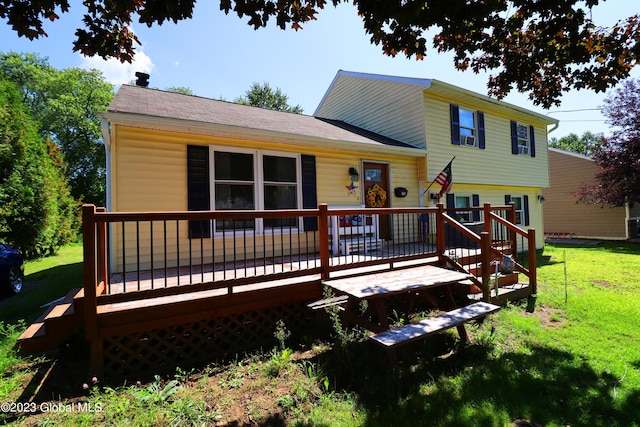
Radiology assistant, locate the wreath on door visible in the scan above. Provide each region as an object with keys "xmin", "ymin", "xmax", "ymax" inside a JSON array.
[{"xmin": 366, "ymin": 184, "xmax": 387, "ymax": 208}]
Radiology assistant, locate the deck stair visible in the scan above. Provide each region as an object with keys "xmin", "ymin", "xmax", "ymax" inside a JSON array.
[
  {"xmin": 447, "ymin": 235, "xmax": 533, "ymax": 306},
  {"xmin": 17, "ymin": 288, "xmax": 85, "ymax": 354}
]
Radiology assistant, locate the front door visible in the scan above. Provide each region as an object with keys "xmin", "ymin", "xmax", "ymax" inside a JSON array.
[{"xmin": 363, "ymin": 162, "xmax": 391, "ymax": 240}]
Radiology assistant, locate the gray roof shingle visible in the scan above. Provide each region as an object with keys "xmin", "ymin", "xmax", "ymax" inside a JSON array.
[{"xmin": 108, "ymin": 85, "xmax": 416, "ymax": 149}]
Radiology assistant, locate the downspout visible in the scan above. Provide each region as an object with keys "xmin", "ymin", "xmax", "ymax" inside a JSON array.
[{"xmin": 100, "ymin": 118, "xmax": 111, "ymax": 212}]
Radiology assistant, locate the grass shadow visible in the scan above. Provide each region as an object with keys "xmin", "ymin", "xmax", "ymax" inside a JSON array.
[
  {"xmin": 307, "ymin": 330, "xmax": 638, "ymax": 427},
  {"xmin": 0, "ymin": 262, "xmax": 83, "ymax": 324}
]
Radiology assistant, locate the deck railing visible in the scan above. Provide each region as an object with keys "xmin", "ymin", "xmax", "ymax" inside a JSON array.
[{"xmin": 81, "ymin": 202, "xmax": 536, "ymax": 328}]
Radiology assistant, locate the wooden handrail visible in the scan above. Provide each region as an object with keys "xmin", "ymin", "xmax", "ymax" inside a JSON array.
[{"xmin": 488, "ymin": 211, "xmax": 530, "ymax": 238}]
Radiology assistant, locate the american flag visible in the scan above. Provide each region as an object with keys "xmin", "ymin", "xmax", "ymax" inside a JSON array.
[{"xmin": 436, "ymin": 161, "xmax": 453, "ymax": 197}]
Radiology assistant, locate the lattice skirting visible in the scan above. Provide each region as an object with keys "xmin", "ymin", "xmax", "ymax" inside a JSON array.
[{"xmin": 102, "ymin": 301, "xmax": 316, "ymax": 379}]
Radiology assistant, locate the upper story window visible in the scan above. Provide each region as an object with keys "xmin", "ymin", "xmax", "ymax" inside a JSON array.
[
  {"xmin": 450, "ymin": 104, "xmax": 485, "ymax": 149},
  {"xmin": 510, "ymin": 121, "xmax": 536, "ymax": 157}
]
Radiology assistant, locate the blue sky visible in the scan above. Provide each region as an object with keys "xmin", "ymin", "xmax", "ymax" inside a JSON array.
[{"xmin": 2, "ymin": 0, "xmax": 638, "ymax": 139}]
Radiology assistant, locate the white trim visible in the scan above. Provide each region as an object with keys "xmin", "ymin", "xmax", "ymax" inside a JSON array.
[{"xmin": 209, "ymin": 145, "xmax": 303, "ymax": 235}]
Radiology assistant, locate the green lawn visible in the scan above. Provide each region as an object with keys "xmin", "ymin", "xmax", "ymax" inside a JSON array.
[{"xmin": 1, "ymin": 241, "xmax": 639, "ymax": 426}]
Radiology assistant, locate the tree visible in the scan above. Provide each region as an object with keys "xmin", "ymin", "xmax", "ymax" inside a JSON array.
[
  {"xmin": 548, "ymin": 131, "xmax": 602, "ymax": 156},
  {"xmin": 236, "ymin": 82, "xmax": 303, "ymax": 113},
  {"xmin": 166, "ymin": 86, "xmax": 194, "ymax": 95},
  {"xmin": 0, "ymin": 52, "xmax": 114, "ymax": 205},
  {"xmin": 576, "ymin": 79, "xmax": 640, "ymax": 207},
  {"xmin": 0, "ymin": 79, "xmax": 79, "ymax": 257},
  {"xmin": 2, "ymin": 1, "xmax": 639, "ymax": 108}
]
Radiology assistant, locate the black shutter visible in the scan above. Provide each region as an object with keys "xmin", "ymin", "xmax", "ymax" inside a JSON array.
[
  {"xmin": 529, "ymin": 125, "xmax": 536, "ymax": 158},
  {"xmin": 510, "ymin": 121, "xmax": 519, "ymax": 155},
  {"xmin": 505, "ymin": 195, "xmax": 511, "ymax": 204},
  {"xmin": 446, "ymin": 193, "xmax": 455, "ymax": 212},
  {"xmin": 450, "ymin": 104, "xmax": 460, "ymax": 145},
  {"xmin": 301, "ymin": 154, "xmax": 318, "ymax": 231},
  {"xmin": 187, "ymin": 145, "xmax": 211, "ymax": 238},
  {"xmin": 524, "ymin": 195, "xmax": 530, "ymax": 226},
  {"xmin": 477, "ymin": 112, "xmax": 486, "ymax": 149},
  {"xmin": 472, "ymin": 194, "xmax": 480, "ymax": 222}
]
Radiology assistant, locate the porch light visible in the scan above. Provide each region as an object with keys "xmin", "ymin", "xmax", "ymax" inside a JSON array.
[
  {"xmin": 349, "ymin": 167, "xmax": 360, "ymax": 182},
  {"xmin": 537, "ymin": 194, "xmax": 546, "ymax": 204}
]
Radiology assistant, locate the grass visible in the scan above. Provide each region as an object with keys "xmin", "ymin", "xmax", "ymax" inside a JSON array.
[
  {"xmin": 0, "ymin": 243, "xmax": 84, "ymax": 325},
  {"xmin": 1, "ymin": 241, "xmax": 639, "ymax": 426}
]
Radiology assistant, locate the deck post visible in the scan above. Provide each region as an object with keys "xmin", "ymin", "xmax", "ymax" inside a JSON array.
[
  {"xmin": 527, "ymin": 228, "xmax": 537, "ymax": 294},
  {"xmin": 508, "ymin": 202, "xmax": 518, "ymax": 254},
  {"xmin": 97, "ymin": 207, "xmax": 108, "ymax": 294},
  {"xmin": 483, "ymin": 203, "xmax": 492, "ymax": 234},
  {"xmin": 436, "ymin": 203, "xmax": 446, "ymax": 264},
  {"xmin": 480, "ymin": 231, "xmax": 492, "ymax": 302},
  {"xmin": 319, "ymin": 204, "xmax": 330, "ymax": 280},
  {"xmin": 82, "ymin": 204, "xmax": 103, "ymax": 376}
]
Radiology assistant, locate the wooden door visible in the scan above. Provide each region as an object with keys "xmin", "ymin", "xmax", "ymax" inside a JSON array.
[{"xmin": 363, "ymin": 162, "xmax": 391, "ymax": 240}]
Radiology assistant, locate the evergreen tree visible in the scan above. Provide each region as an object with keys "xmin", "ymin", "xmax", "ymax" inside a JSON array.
[{"xmin": 0, "ymin": 79, "xmax": 79, "ymax": 257}]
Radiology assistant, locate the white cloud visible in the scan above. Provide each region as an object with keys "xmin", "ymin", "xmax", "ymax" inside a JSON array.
[{"xmin": 78, "ymin": 47, "xmax": 154, "ymax": 86}]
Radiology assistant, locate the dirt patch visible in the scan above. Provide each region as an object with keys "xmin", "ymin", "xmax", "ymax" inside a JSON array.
[
  {"xmin": 592, "ymin": 280, "xmax": 612, "ymax": 287},
  {"xmin": 526, "ymin": 304, "xmax": 566, "ymax": 329}
]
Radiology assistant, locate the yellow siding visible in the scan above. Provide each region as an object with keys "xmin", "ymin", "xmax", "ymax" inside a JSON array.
[
  {"xmin": 432, "ymin": 184, "xmax": 546, "ymax": 248},
  {"xmin": 544, "ymin": 150, "xmax": 627, "ymax": 239},
  {"xmin": 315, "ymin": 75, "xmax": 426, "ymax": 148},
  {"xmin": 423, "ymin": 93, "xmax": 550, "ymax": 189},
  {"xmin": 109, "ymin": 126, "xmax": 421, "ymax": 270}
]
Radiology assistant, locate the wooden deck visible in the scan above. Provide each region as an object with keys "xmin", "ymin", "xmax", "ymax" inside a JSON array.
[{"xmin": 17, "ymin": 203, "xmax": 538, "ymax": 378}]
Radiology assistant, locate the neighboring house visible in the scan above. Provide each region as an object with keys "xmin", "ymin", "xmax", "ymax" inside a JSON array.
[
  {"xmin": 544, "ymin": 148, "xmax": 638, "ymax": 239},
  {"xmin": 100, "ymin": 70, "xmax": 558, "ymax": 271}
]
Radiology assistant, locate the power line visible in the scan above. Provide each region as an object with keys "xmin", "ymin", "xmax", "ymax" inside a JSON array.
[
  {"xmin": 547, "ymin": 108, "xmax": 601, "ymax": 113},
  {"xmin": 557, "ymin": 119, "xmax": 606, "ymax": 122}
]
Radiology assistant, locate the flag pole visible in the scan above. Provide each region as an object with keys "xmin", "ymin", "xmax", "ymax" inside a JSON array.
[{"xmin": 422, "ymin": 156, "xmax": 455, "ymax": 196}]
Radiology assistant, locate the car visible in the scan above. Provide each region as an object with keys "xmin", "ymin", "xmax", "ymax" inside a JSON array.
[{"xmin": 0, "ymin": 242, "xmax": 24, "ymax": 296}]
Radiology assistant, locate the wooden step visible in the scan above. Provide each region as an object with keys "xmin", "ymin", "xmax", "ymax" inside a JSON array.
[
  {"xmin": 468, "ymin": 283, "xmax": 532, "ymax": 305},
  {"xmin": 17, "ymin": 288, "xmax": 85, "ymax": 354},
  {"xmin": 457, "ymin": 272, "xmax": 519, "ymax": 294},
  {"xmin": 369, "ymin": 301, "xmax": 501, "ymax": 348}
]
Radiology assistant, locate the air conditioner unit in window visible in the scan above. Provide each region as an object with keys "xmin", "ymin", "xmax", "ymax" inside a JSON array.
[
  {"xmin": 461, "ymin": 135, "xmax": 476, "ymax": 146},
  {"xmin": 518, "ymin": 145, "xmax": 529, "ymax": 155}
]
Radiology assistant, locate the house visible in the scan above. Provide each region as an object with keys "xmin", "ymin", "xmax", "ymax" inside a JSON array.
[
  {"xmin": 315, "ymin": 70, "xmax": 558, "ymax": 248},
  {"xmin": 543, "ymin": 148, "xmax": 639, "ymax": 240},
  {"xmin": 19, "ymin": 71, "xmax": 552, "ymax": 377},
  {"xmin": 100, "ymin": 70, "xmax": 557, "ymax": 265}
]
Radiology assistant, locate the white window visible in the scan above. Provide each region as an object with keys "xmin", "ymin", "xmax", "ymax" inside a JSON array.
[
  {"xmin": 516, "ymin": 123, "xmax": 530, "ymax": 155},
  {"xmin": 511, "ymin": 196, "xmax": 524, "ymax": 225},
  {"xmin": 454, "ymin": 195, "xmax": 472, "ymax": 223},
  {"xmin": 459, "ymin": 108, "xmax": 477, "ymax": 147},
  {"xmin": 212, "ymin": 148, "xmax": 300, "ymax": 232}
]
